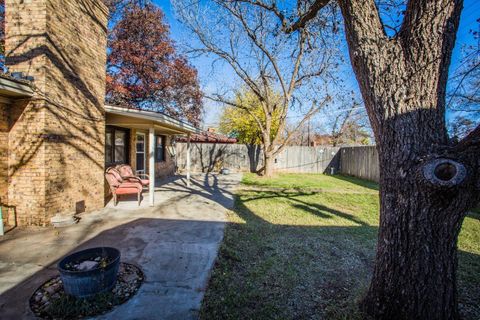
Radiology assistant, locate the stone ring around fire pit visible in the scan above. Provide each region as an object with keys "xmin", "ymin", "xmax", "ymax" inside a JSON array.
[{"xmin": 30, "ymin": 248, "xmax": 144, "ymax": 319}]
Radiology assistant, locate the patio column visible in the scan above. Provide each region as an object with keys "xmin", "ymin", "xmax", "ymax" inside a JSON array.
[
  {"xmin": 186, "ymin": 134, "xmax": 191, "ymax": 187},
  {"xmin": 149, "ymin": 126, "xmax": 155, "ymax": 206}
]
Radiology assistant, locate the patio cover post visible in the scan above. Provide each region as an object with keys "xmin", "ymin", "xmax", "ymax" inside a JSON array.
[
  {"xmin": 149, "ymin": 126, "xmax": 155, "ymax": 206},
  {"xmin": 186, "ymin": 134, "xmax": 191, "ymax": 187}
]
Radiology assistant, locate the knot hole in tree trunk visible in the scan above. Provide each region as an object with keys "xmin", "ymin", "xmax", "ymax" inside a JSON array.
[{"xmin": 422, "ymin": 158, "xmax": 467, "ymax": 188}]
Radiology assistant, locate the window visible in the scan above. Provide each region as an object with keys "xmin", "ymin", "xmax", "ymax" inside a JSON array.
[
  {"xmin": 114, "ymin": 130, "xmax": 126, "ymax": 163},
  {"xmin": 105, "ymin": 131, "xmax": 112, "ymax": 164},
  {"xmin": 136, "ymin": 133, "xmax": 146, "ymax": 174},
  {"xmin": 105, "ymin": 126, "xmax": 129, "ymax": 166},
  {"xmin": 155, "ymin": 135, "xmax": 166, "ymax": 162}
]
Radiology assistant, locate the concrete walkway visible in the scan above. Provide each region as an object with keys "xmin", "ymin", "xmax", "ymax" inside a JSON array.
[{"xmin": 0, "ymin": 173, "xmax": 241, "ymax": 320}]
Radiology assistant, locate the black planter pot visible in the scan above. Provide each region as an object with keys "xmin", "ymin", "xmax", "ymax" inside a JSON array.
[{"xmin": 58, "ymin": 247, "xmax": 121, "ymax": 298}]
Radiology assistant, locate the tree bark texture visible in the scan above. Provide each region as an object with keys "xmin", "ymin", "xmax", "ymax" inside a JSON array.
[
  {"xmin": 336, "ymin": 0, "xmax": 480, "ymax": 318},
  {"xmin": 263, "ymin": 150, "xmax": 275, "ymax": 177}
]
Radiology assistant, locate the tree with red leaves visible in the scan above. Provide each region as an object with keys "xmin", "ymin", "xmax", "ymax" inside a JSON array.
[{"xmin": 106, "ymin": 2, "xmax": 203, "ymax": 126}]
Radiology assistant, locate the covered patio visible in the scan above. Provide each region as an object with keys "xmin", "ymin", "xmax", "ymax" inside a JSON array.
[{"xmin": 105, "ymin": 105, "xmax": 201, "ymax": 207}]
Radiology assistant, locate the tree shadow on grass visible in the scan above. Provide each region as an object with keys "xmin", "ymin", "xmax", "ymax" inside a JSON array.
[
  {"xmin": 457, "ymin": 250, "xmax": 480, "ymax": 319},
  {"xmin": 240, "ymin": 190, "xmax": 374, "ymax": 228},
  {"xmin": 330, "ymin": 174, "xmax": 379, "ymax": 191},
  {"xmin": 201, "ymin": 191, "xmax": 480, "ymax": 320},
  {"xmin": 290, "ymin": 200, "xmax": 370, "ymax": 227},
  {"xmin": 202, "ymin": 192, "xmax": 378, "ymax": 320}
]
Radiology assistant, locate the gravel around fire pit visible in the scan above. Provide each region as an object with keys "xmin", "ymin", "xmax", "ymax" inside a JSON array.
[{"xmin": 30, "ymin": 263, "xmax": 144, "ymax": 319}]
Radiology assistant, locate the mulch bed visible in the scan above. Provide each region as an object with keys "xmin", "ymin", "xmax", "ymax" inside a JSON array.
[{"xmin": 30, "ymin": 262, "xmax": 144, "ymax": 319}]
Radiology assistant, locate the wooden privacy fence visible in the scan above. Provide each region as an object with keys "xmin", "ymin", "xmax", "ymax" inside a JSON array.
[
  {"xmin": 274, "ymin": 146, "xmax": 340, "ymax": 174},
  {"xmin": 176, "ymin": 142, "xmax": 379, "ymax": 181},
  {"xmin": 339, "ymin": 146, "xmax": 379, "ymax": 182},
  {"xmin": 176, "ymin": 143, "xmax": 348, "ymax": 175},
  {"xmin": 176, "ymin": 143, "xmax": 264, "ymax": 173}
]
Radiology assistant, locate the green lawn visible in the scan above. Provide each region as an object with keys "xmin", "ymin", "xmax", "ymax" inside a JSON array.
[{"xmin": 200, "ymin": 173, "xmax": 480, "ymax": 320}]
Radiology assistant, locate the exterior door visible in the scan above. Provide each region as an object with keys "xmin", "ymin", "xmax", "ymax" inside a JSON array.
[{"xmin": 136, "ymin": 133, "xmax": 146, "ymax": 174}]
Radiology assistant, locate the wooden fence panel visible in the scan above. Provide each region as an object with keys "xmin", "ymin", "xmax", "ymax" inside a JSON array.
[
  {"xmin": 175, "ymin": 143, "xmax": 341, "ymax": 174},
  {"xmin": 176, "ymin": 143, "xmax": 380, "ymax": 182},
  {"xmin": 274, "ymin": 146, "xmax": 340, "ymax": 174},
  {"xmin": 339, "ymin": 146, "xmax": 379, "ymax": 182},
  {"xmin": 175, "ymin": 143, "xmax": 264, "ymax": 173}
]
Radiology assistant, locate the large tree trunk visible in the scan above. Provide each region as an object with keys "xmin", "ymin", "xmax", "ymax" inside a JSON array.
[
  {"xmin": 362, "ymin": 141, "xmax": 477, "ymax": 319},
  {"xmin": 335, "ymin": 0, "xmax": 480, "ymax": 318},
  {"xmin": 262, "ymin": 129, "xmax": 275, "ymax": 177},
  {"xmin": 263, "ymin": 151, "xmax": 274, "ymax": 177}
]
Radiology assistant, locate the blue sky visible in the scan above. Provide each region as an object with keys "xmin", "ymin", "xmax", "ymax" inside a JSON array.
[{"xmin": 154, "ymin": 0, "xmax": 480, "ymax": 131}]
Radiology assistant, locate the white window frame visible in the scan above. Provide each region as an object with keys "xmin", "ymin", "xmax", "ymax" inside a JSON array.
[{"xmin": 136, "ymin": 132, "xmax": 146, "ymax": 175}]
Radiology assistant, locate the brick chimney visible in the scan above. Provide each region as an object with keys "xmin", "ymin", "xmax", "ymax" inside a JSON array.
[{"xmin": 5, "ymin": 0, "xmax": 108, "ymax": 225}]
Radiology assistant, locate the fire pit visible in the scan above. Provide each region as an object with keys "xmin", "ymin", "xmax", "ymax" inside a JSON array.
[{"xmin": 57, "ymin": 247, "xmax": 120, "ymax": 298}]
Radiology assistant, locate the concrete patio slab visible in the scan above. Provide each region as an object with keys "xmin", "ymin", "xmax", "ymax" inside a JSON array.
[{"xmin": 0, "ymin": 173, "xmax": 241, "ymax": 320}]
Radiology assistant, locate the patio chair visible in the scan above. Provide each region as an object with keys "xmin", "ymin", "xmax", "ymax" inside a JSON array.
[
  {"xmin": 116, "ymin": 164, "xmax": 150, "ymax": 187},
  {"xmin": 105, "ymin": 167, "xmax": 143, "ymax": 206}
]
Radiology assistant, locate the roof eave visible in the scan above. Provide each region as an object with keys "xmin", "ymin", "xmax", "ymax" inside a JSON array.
[
  {"xmin": 104, "ymin": 104, "xmax": 201, "ymax": 134},
  {"xmin": 0, "ymin": 77, "xmax": 34, "ymax": 98}
]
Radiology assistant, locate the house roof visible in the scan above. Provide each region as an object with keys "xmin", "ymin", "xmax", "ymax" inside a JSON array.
[
  {"xmin": 105, "ymin": 104, "xmax": 200, "ymax": 135},
  {"xmin": 176, "ymin": 131, "xmax": 238, "ymax": 144}
]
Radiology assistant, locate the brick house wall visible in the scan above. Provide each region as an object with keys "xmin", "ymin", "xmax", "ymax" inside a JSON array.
[
  {"xmin": 7, "ymin": 98, "xmax": 48, "ymax": 225},
  {"xmin": 0, "ymin": 102, "xmax": 9, "ymax": 205},
  {"xmin": 5, "ymin": 0, "xmax": 108, "ymax": 225},
  {"xmin": 154, "ymin": 135, "xmax": 176, "ymax": 179}
]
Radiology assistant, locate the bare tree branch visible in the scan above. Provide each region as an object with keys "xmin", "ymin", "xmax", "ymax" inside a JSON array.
[
  {"xmin": 456, "ymin": 123, "xmax": 480, "ymax": 151},
  {"xmin": 273, "ymin": 97, "xmax": 330, "ymax": 155},
  {"xmin": 228, "ymin": 0, "xmax": 332, "ymax": 33},
  {"xmin": 173, "ymin": 0, "xmax": 337, "ymax": 175}
]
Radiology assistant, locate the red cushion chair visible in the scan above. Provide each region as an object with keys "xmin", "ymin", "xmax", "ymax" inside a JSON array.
[
  {"xmin": 105, "ymin": 167, "xmax": 143, "ymax": 206},
  {"xmin": 116, "ymin": 164, "xmax": 150, "ymax": 187}
]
